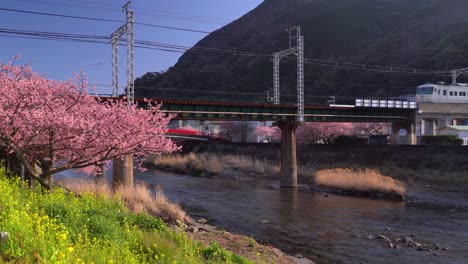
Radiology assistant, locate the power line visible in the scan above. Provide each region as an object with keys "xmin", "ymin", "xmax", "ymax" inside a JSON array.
[
  {"xmin": 70, "ymin": 0, "xmax": 232, "ymax": 22},
  {"xmin": 92, "ymin": 84, "xmax": 361, "ymax": 100},
  {"xmin": 14, "ymin": 0, "xmax": 228, "ymax": 24},
  {"xmin": 0, "ymin": 7, "xmax": 212, "ymax": 34},
  {"xmin": 7, "ymin": 6, "xmax": 467, "ymax": 62},
  {"xmin": 0, "ymin": 27, "xmax": 456, "ymax": 76},
  {"xmin": 139, "ymin": 67, "xmax": 418, "ymax": 90}
]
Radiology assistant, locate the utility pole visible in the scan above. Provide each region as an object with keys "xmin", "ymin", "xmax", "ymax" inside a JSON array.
[
  {"xmin": 111, "ymin": 1, "xmax": 135, "ymax": 105},
  {"xmin": 271, "ymin": 26, "xmax": 305, "ymax": 122}
]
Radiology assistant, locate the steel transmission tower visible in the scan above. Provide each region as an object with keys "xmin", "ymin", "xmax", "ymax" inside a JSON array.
[
  {"xmin": 111, "ymin": 1, "xmax": 134, "ymax": 104},
  {"xmin": 271, "ymin": 26, "xmax": 305, "ymax": 122}
]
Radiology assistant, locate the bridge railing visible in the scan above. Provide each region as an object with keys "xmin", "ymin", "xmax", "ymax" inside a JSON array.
[{"xmin": 355, "ymin": 99, "xmax": 417, "ymax": 109}]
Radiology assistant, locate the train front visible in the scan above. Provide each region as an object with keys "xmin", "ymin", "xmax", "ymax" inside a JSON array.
[{"xmin": 415, "ymin": 85, "xmax": 434, "ymax": 102}]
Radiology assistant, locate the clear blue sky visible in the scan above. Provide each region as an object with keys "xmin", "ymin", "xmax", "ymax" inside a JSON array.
[{"xmin": 0, "ymin": 0, "xmax": 263, "ymax": 94}]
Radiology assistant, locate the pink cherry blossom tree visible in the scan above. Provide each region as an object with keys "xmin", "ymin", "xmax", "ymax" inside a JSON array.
[
  {"xmin": 0, "ymin": 59, "xmax": 177, "ymax": 189},
  {"xmin": 256, "ymin": 126, "xmax": 280, "ymax": 142},
  {"xmin": 353, "ymin": 123, "xmax": 389, "ymax": 136},
  {"xmin": 296, "ymin": 122, "xmax": 354, "ymax": 144}
]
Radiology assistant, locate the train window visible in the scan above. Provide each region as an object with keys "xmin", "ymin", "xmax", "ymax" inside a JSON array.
[
  {"xmin": 450, "ymin": 91, "xmax": 453, "ymax": 96},
  {"xmin": 443, "ymin": 90, "xmax": 447, "ymax": 96},
  {"xmin": 438, "ymin": 90, "xmax": 441, "ymax": 95},
  {"xmin": 454, "ymin": 91, "xmax": 458, "ymax": 96}
]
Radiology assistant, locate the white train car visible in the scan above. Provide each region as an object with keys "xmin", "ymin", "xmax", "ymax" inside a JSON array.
[{"xmin": 416, "ymin": 83, "xmax": 468, "ymax": 103}]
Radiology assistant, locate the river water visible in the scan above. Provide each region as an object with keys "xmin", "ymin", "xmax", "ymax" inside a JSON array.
[{"xmin": 60, "ymin": 169, "xmax": 468, "ymax": 263}]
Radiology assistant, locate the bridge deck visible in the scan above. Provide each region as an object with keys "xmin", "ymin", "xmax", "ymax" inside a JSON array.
[{"xmin": 144, "ymin": 98, "xmax": 416, "ymax": 123}]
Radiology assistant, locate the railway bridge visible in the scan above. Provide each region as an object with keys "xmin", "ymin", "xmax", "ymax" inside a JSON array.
[{"xmin": 126, "ymin": 97, "xmax": 417, "ymax": 188}]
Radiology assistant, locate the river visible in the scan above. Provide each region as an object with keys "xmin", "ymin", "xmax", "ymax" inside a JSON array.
[{"xmin": 60, "ymin": 169, "xmax": 468, "ymax": 264}]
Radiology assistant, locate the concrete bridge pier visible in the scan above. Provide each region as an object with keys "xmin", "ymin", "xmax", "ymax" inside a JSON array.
[
  {"xmin": 112, "ymin": 154, "xmax": 134, "ymax": 190},
  {"xmin": 275, "ymin": 121, "xmax": 304, "ymax": 188},
  {"xmin": 390, "ymin": 121, "xmax": 416, "ymax": 145}
]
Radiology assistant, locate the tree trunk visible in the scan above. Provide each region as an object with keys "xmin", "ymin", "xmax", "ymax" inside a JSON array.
[{"xmin": 40, "ymin": 164, "xmax": 53, "ymax": 190}]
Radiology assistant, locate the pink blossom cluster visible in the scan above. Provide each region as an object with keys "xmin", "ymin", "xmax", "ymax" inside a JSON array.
[{"xmin": 256, "ymin": 122, "xmax": 389, "ymax": 144}]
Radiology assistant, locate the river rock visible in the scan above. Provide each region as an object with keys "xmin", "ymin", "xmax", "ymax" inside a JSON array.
[
  {"xmin": 433, "ymin": 243, "xmax": 441, "ymax": 250},
  {"xmin": 389, "ymin": 242, "xmax": 394, "ymax": 249},
  {"xmin": 187, "ymin": 226, "xmax": 198, "ymax": 233},
  {"xmin": 404, "ymin": 237, "xmax": 413, "ymax": 243},
  {"xmin": 197, "ymin": 218, "xmax": 208, "ymax": 224},
  {"xmin": 367, "ymin": 235, "xmax": 375, "ymax": 240},
  {"xmin": 261, "ymin": 220, "xmax": 269, "ymax": 224},
  {"xmin": 198, "ymin": 227, "xmax": 208, "ymax": 233},
  {"xmin": 377, "ymin": 234, "xmax": 387, "ymax": 240},
  {"xmin": 411, "ymin": 233, "xmax": 417, "ymax": 237},
  {"xmin": 442, "ymin": 247, "xmax": 448, "ymax": 251},
  {"xmin": 384, "ymin": 227, "xmax": 391, "ymax": 231},
  {"xmin": 0, "ymin": 231, "xmax": 9, "ymax": 244},
  {"xmin": 232, "ymin": 176, "xmax": 240, "ymax": 180},
  {"xmin": 295, "ymin": 254, "xmax": 303, "ymax": 259}
]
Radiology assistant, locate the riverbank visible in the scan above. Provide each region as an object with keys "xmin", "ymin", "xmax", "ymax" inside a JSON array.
[
  {"xmin": 186, "ymin": 217, "xmax": 314, "ymax": 264},
  {"xmin": 58, "ymin": 176, "xmax": 314, "ymax": 264}
]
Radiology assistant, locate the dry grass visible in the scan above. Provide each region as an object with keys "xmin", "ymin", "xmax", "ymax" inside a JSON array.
[
  {"xmin": 148, "ymin": 153, "xmax": 280, "ymax": 176},
  {"xmin": 59, "ymin": 178, "xmax": 187, "ymax": 224},
  {"xmin": 148, "ymin": 153, "xmax": 409, "ymax": 196},
  {"xmin": 219, "ymin": 155, "xmax": 280, "ymax": 175},
  {"xmin": 314, "ymin": 168, "xmax": 406, "ymax": 195},
  {"xmin": 149, "ymin": 153, "xmax": 223, "ymax": 175}
]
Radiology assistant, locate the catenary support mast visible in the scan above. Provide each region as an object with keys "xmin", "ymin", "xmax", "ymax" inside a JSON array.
[
  {"xmin": 271, "ymin": 26, "xmax": 305, "ymax": 122},
  {"xmin": 111, "ymin": 1, "xmax": 135, "ymax": 105}
]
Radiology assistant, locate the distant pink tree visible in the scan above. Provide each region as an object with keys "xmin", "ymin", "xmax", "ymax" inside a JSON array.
[
  {"xmin": 256, "ymin": 126, "xmax": 280, "ymax": 142},
  {"xmin": 0, "ymin": 58, "xmax": 177, "ymax": 189},
  {"xmin": 353, "ymin": 123, "xmax": 389, "ymax": 135},
  {"xmin": 296, "ymin": 122, "xmax": 354, "ymax": 144}
]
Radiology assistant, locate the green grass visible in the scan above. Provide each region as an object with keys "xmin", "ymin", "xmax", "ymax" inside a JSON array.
[{"xmin": 0, "ymin": 170, "xmax": 252, "ymax": 264}]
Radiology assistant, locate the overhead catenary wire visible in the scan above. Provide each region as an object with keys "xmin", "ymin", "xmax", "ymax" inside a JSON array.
[
  {"xmin": 0, "ymin": 27, "xmax": 457, "ymax": 76},
  {"xmin": 13, "ymin": 0, "xmax": 229, "ymax": 24},
  {"xmin": 91, "ymin": 84, "xmax": 360, "ymax": 100},
  {"xmin": 0, "ymin": 7, "xmax": 212, "ymax": 34},
  {"xmin": 69, "ymin": 0, "xmax": 231, "ymax": 22},
  {"xmin": 4, "ymin": 6, "xmax": 468, "ymax": 59}
]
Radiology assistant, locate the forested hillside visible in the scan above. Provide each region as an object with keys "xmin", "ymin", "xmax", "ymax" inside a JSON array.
[{"xmin": 135, "ymin": 0, "xmax": 468, "ymax": 104}]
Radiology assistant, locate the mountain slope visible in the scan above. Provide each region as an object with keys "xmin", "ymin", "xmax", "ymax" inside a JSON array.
[{"xmin": 135, "ymin": 0, "xmax": 468, "ymax": 104}]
